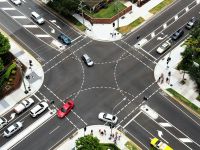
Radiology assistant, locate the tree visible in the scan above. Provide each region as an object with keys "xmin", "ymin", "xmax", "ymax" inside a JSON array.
[
  {"xmin": 76, "ymin": 135, "xmax": 101, "ymax": 150},
  {"xmin": 0, "ymin": 32, "xmax": 10, "ymax": 55}
]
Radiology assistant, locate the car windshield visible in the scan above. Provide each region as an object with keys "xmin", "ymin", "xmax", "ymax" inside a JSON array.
[
  {"xmin": 61, "ymin": 107, "xmax": 67, "ymax": 112},
  {"xmin": 39, "ymin": 103, "xmax": 44, "ymax": 108},
  {"xmin": 161, "ymin": 43, "xmax": 168, "ymax": 49},
  {"xmin": 4, "ymin": 129, "xmax": 9, "ymax": 134},
  {"xmin": 14, "ymin": 124, "xmax": 18, "ymax": 128}
]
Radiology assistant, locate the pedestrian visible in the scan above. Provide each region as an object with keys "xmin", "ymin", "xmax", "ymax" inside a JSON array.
[
  {"xmin": 157, "ymin": 77, "xmax": 161, "ymax": 83},
  {"xmin": 166, "ymin": 77, "xmax": 169, "ymax": 84},
  {"xmin": 136, "ymin": 35, "xmax": 140, "ymax": 40},
  {"xmin": 101, "ymin": 131, "xmax": 104, "ymax": 136},
  {"xmin": 168, "ymin": 71, "xmax": 171, "ymax": 76},
  {"xmin": 118, "ymin": 134, "xmax": 121, "ymax": 141},
  {"xmin": 103, "ymin": 129, "xmax": 106, "ymax": 135},
  {"xmin": 90, "ymin": 130, "xmax": 93, "ymax": 135},
  {"xmin": 114, "ymin": 138, "xmax": 117, "ymax": 144},
  {"xmin": 99, "ymin": 129, "xmax": 101, "ymax": 134}
]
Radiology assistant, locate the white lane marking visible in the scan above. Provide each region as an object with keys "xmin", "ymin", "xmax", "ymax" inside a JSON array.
[
  {"xmin": 36, "ymin": 34, "xmax": 51, "ymax": 38},
  {"xmin": 163, "ymin": 23, "xmax": 167, "ymax": 29},
  {"xmin": 2, "ymin": 111, "xmax": 55, "ymax": 150},
  {"xmin": 12, "ymin": 16, "xmax": 27, "ymax": 19},
  {"xmin": 1, "ymin": 7, "xmax": 15, "ymax": 10},
  {"xmin": 123, "ymin": 111, "xmax": 142, "ymax": 128},
  {"xmin": 71, "ymin": 35, "xmax": 82, "ymax": 42},
  {"xmin": 174, "ymin": 15, "xmax": 178, "ymax": 20},
  {"xmin": 197, "ymin": 0, "xmax": 200, "ymax": 4},
  {"xmin": 159, "ymin": 122, "xmax": 172, "ymax": 127},
  {"xmin": 179, "ymin": 138, "xmax": 193, "ymax": 143},
  {"xmin": 151, "ymin": 32, "xmax": 155, "ymax": 38},
  {"xmin": 185, "ymin": 6, "xmax": 189, "ymax": 12},
  {"xmin": 49, "ymin": 126, "xmax": 60, "ymax": 135},
  {"xmin": 23, "ymin": 24, "xmax": 38, "ymax": 28},
  {"xmin": 0, "ymin": 0, "xmax": 7, "ymax": 2}
]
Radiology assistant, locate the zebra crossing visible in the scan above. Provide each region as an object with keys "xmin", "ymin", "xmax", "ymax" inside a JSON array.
[{"xmin": 0, "ymin": 0, "xmax": 65, "ymax": 51}]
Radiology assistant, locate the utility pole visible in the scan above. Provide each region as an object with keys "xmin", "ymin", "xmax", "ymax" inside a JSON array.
[
  {"xmin": 115, "ymin": 0, "xmax": 120, "ymax": 28},
  {"xmin": 79, "ymin": 0, "xmax": 85, "ymax": 25}
]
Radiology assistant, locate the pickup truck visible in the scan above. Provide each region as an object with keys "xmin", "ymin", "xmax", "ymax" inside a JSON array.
[{"xmin": 14, "ymin": 98, "xmax": 34, "ymax": 114}]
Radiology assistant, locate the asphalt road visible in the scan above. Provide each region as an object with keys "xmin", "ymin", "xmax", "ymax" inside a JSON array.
[{"xmin": 0, "ymin": 0, "xmax": 200, "ymax": 150}]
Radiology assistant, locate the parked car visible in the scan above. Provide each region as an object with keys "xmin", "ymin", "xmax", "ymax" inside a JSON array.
[
  {"xmin": 157, "ymin": 40, "xmax": 171, "ymax": 54},
  {"xmin": 10, "ymin": 0, "xmax": 21, "ymax": 5},
  {"xmin": 151, "ymin": 137, "xmax": 173, "ymax": 150},
  {"xmin": 82, "ymin": 54, "xmax": 94, "ymax": 67},
  {"xmin": 58, "ymin": 33, "xmax": 71, "ymax": 45},
  {"xmin": 3, "ymin": 121, "xmax": 23, "ymax": 137},
  {"xmin": 0, "ymin": 117, "xmax": 8, "ymax": 130},
  {"xmin": 98, "ymin": 112, "xmax": 118, "ymax": 124},
  {"xmin": 171, "ymin": 29, "xmax": 184, "ymax": 40},
  {"xmin": 31, "ymin": 11, "xmax": 45, "ymax": 25},
  {"xmin": 14, "ymin": 98, "xmax": 34, "ymax": 114},
  {"xmin": 185, "ymin": 17, "xmax": 197, "ymax": 29},
  {"xmin": 57, "ymin": 99, "xmax": 74, "ymax": 118},
  {"xmin": 30, "ymin": 101, "xmax": 48, "ymax": 117}
]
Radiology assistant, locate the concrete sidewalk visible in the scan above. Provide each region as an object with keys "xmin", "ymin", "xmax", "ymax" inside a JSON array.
[
  {"xmin": 55, "ymin": 125, "xmax": 140, "ymax": 150},
  {"xmin": 0, "ymin": 30, "xmax": 44, "ymax": 116}
]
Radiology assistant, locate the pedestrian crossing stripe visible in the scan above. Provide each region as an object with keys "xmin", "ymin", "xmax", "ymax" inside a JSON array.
[
  {"xmin": 1, "ymin": 7, "xmax": 15, "ymax": 10},
  {"xmin": 23, "ymin": 25, "xmax": 38, "ymax": 28},
  {"xmin": 36, "ymin": 34, "xmax": 51, "ymax": 38},
  {"xmin": 159, "ymin": 122, "xmax": 172, "ymax": 127},
  {"xmin": 12, "ymin": 16, "xmax": 27, "ymax": 19},
  {"xmin": 151, "ymin": 32, "xmax": 155, "ymax": 38},
  {"xmin": 179, "ymin": 138, "xmax": 193, "ymax": 143}
]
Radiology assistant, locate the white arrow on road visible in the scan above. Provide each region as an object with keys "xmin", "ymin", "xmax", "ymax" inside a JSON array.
[
  {"xmin": 49, "ymin": 26, "xmax": 55, "ymax": 33},
  {"xmin": 50, "ymin": 20, "xmax": 56, "ymax": 23},
  {"xmin": 9, "ymin": 113, "xmax": 16, "ymax": 122},
  {"xmin": 49, "ymin": 20, "xmax": 61, "ymax": 29},
  {"xmin": 157, "ymin": 35, "xmax": 168, "ymax": 40},
  {"xmin": 157, "ymin": 130, "xmax": 168, "ymax": 143}
]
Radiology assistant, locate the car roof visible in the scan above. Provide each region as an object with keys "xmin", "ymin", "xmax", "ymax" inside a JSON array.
[
  {"xmin": 83, "ymin": 54, "xmax": 90, "ymax": 59},
  {"xmin": 105, "ymin": 113, "xmax": 113, "ymax": 119},
  {"xmin": 31, "ymin": 11, "xmax": 40, "ymax": 17}
]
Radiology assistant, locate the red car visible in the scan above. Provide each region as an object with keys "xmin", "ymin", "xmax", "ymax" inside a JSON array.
[{"xmin": 57, "ymin": 99, "xmax": 74, "ymax": 118}]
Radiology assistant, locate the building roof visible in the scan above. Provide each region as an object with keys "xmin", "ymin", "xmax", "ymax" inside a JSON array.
[{"xmin": 83, "ymin": 0, "xmax": 103, "ymax": 8}]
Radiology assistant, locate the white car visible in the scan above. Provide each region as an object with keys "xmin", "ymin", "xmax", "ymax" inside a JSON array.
[
  {"xmin": 14, "ymin": 98, "xmax": 34, "ymax": 114},
  {"xmin": 3, "ymin": 121, "xmax": 23, "ymax": 137},
  {"xmin": 30, "ymin": 101, "xmax": 48, "ymax": 117},
  {"xmin": 157, "ymin": 41, "xmax": 171, "ymax": 54},
  {"xmin": 82, "ymin": 54, "xmax": 94, "ymax": 67},
  {"xmin": 10, "ymin": 0, "xmax": 21, "ymax": 5},
  {"xmin": 0, "ymin": 117, "xmax": 8, "ymax": 130},
  {"xmin": 98, "ymin": 112, "xmax": 118, "ymax": 124}
]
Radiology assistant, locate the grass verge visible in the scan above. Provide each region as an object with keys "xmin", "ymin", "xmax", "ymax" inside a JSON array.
[
  {"xmin": 66, "ymin": 15, "xmax": 86, "ymax": 31},
  {"xmin": 125, "ymin": 141, "xmax": 139, "ymax": 150},
  {"xmin": 166, "ymin": 88, "xmax": 200, "ymax": 114},
  {"xmin": 100, "ymin": 143, "xmax": 120, "ymax": 150},
  {"xmin": 117, "ymin": 17, "xmax": 144, "ymax": 34},
  {"xmin": 85, "ymin": 2, "xmax": 126, "ymax": 18},
  {"xmin": 149, "ymin": 0, "xmax": 174, "ymax": 14}
]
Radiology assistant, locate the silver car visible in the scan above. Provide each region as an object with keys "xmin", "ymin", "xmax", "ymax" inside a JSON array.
[
  {"xmin": 0, "ymin": 117, "xmax": 8, "ymax": 130},
  {"xmin": 3, "ymin": 121, "xmax": 23, "ymax": 137},
  {"xmin": 10, "ymin": 0, "xmax": 21, "ymax": 5},
  {"xmin": 157, "ymin": 40, "xmax": 171, "ymax": 54},
  {"xmin": 82, "ymin": 54, "xmax": 94, "ymax": 67},
  {"xmin": 98, "ymin": 112, "xmax": 118, "ymax": 124}
]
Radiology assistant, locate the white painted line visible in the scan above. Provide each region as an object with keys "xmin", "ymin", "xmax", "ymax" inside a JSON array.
[
  {"xmin": 185, "ymin": 6, "xmax": 189, "ymax": 12},
  {"xmin": 175, "ymin": 15, "xmax": 178, "ymax": 20},
  {"xmin": 0, "ymin": 0, "xmax": 7, "ymax": 2},
  {"xmin": 12, "ymin": 16, "xmax": 27, "ymax": 19},
  {"xmin": 1, "ymin": 7, "xmax": 15, "ymax": 10},
  {"xmin": 49, "ymin": 125, "xmax": 60, "ymax": 134},
  {"xmin": 36, "ymin": 34, "xmax": 51, "ymax": 38},
  {"xmin": 151, "ymin": 32, "xmax": 155, "ymax": 38},
  {"xmin": 23, "ymin": 24, "xmax": 38, "ymax": 28},
  {"xmin": 1, "ymin": 111, "xmax": 55, "ymax": 150},
  {"xmin": 163, "ymin": 23, "xmax": 167, "ymax": 29},
  {"xmin": 159, "ymin": 122, "xmax": 172, "ymax": 127},
  {"xmin": 140, "ymin": 105, "xmax": 159, "ymax": 120},
  {"xmin": 179, "ymin": 138, "xmax": 193, "ymax": 143},
  {"xmin": 71, "ymin": 35, "xmax": 82, "ymax": 42},
  {"xmin": 123, "ymin": 111, "xmax": 142, "ymax": 128},
  {"xmin": 197, "ymin": 0, "xmax": 200, "ymax": 4}
]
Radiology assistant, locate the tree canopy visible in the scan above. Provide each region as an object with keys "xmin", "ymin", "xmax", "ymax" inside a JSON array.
[
  {"xmin": 76, "ymin": 135, "xmax": 101, "ymax": 150},
  {"xmin": 0, "ymin": 32, "xmax": 10, "ymax": 55}
]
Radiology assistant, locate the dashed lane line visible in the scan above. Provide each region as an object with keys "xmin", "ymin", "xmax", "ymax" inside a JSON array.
[{"xmin": 49, "ymin": 125, "xmax": 60, "ymax": 135}]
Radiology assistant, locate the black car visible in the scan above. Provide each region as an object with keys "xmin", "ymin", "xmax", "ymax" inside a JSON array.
[
  {"xmin": 171, "ymin": 29, "xmax": 184, "ymax": 40},
  {"xmin": 185, "ymin": 17, "xmax": 197, "ymax": 29},
  {"xmin": 58, "ymin": 33, "xmax": 71, "ymax": 45}
]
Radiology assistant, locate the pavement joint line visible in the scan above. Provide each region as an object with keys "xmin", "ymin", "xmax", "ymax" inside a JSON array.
[
  {"xmin": 145, "ymin": 112, "xmax": 193, "ymax": 149},
  {"xmin": 122, "ymin": 40, "xmax": 156, "ymax": 61},
  {"xmin": 1, "ymin": 6, "xmax": 61, "ymax": 52},
  {"xmin": 129, "ymin": 0, "xmax": 197, "ymax": 47},
  {"xmin": 123, "ymin": 111, "xmax": 142, "ymax": 128},
  {"xmin": 123, "ymin": 0, "xmax": 181, "ymax": 41},
  {"xmin": 48, "ymin": 128, "xmax": 76, "ymax": 150},
  {"xmin": 42, "ymin": 37, "xmax": 86, "ymax": 67},
  {"xmin": 114, "ymin": 42, "xmax": 153, "ymax": 71},
  {"xmin": 44, "ymin": 40, "xmax": 92, "ymax": 74},
  {"xmin": 157, "ymin": 112, "xmax": 200, "ymax": 147},
  {"xmin": 124, "ymin": 127, "xmax": 150, "ymax": 150}
]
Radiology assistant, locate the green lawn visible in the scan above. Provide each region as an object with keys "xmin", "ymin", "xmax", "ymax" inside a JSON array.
[
  {"xmin": 100, "ymin": 143, "xmax": 120, "ymax": 150},
  {"xmin": 66, "ymin": 15, "xmax": 86, "ymax": 31},
  {"xmin": 149, "ymin": 0, "xmax": 174, "ymax": 14},
  {"xmin": 125, "ymin": 141, "xmax": 139, "ymax": 150},
  {"xmin": 117, "ymin": 17, "xmax": 145, "ymax": 34},
  {"xmin": 85, "ymin": 2, "xmax": 126, "ymax": 18},
  {"xmin": 167, "ymin": 88, "xmax": 200, "ymax": 114}
]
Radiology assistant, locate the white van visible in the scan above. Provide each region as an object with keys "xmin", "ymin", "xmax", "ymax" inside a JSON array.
[
  {"xmin": 30, "ymin": 101, "xmax": 48, "ymax": 117},
  {"xmin": 31, "ymin": 11, "xmax": 45, "ymax": 25},
  {"xmin": 3, "ymin": 121, "xmax": 23, "ymax": 137}
]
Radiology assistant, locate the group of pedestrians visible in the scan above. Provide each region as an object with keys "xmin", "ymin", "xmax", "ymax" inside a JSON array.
[{"xmin": 157, "ymin": 71, "xmax": 172, "ymax": 85}]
